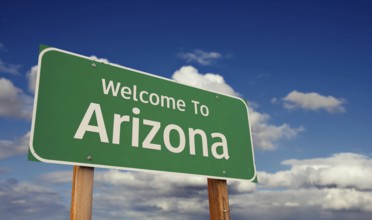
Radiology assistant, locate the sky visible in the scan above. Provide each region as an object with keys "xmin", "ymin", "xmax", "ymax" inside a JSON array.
[{"xmin": 1, "ymin": 0, "xmax": 372, "ymax": 219}]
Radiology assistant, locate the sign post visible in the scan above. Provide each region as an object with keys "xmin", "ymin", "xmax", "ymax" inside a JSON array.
[
  {"xmin": 29, "ymin": 46, "xmax": 257, "ymax": 219},
  {"xmin": 208, "ymin": 178, "xmax": 230, "ymax": 220},
  {"xmin": 70, "ymin": 166, "xmax": 94, "ymax": 220}
]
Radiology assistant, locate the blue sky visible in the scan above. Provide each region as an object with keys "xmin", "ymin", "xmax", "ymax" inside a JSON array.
[{"xmin": 1, "ymin": 0, "xmax": 372, "ymax": 219}]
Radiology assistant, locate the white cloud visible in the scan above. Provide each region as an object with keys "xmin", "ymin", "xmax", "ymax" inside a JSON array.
[
  {"xmin": 230, "ymin": 153, "xmax": 372, "ymax": 217},
  {"xmin": 44, "ymin": 169, "xmax": 255, "ymax": 219},
  {"xmin": 26, "ymin": 65, "xmax": 38, "ymax": 93},
  {"xmin": 42, "ymin": 169, "xmax": 210, "ymax": 219},
  {"xmin": 36, "ymin": 153, "xmax": 372, "ymax": 220},
  {"xmin": 40, "ymin": 169, "xmax": 252, "ymax": 218},
  {"xmin": 0, "ymin": 78, "xmax": 33, "ymax": 119},
  {"xmin": 178, "ymin": 49, "xmax": 222, "ymax": 65},
  {"xmin": 93, "ymin": 183, "xmax": 209, "ymax": 220},
  {"xmin": 229, "ymin": 180, "xmax": 256, "ymax": 193},
  {"xmin": 42, "ymin": 169, "xmax": 206, "ymax": 189},
  {"xmin": 322, "ymin": 188, "xmax": 372, "ymax": 212},
  {"xmin": 172, "ymin": 65, "xmax": 238, "ymax": 96},
  {"xmin": 0, "ymin": 132, "xmax": 30, "ymax": 160},
  {"xmin": 90, "ymin": 55, "xmax": 110, "ymax": 64},
  {"xmin": 35, "ymin": 152, "xmax": 372, "ymax": 219},
  {"xmin": 39, "ymin": 171, "xmax": 72, "ymax": 183},
  {"xmin": 282, "ymin": 90, "xmax": 346, "ymax": 113},
  {"xmin": 231, "ymin": 188, "xmax": 322, "ymax": 216},
  {"xmin": 230, "ymin": 187, "xmax": 372, "ymax": 219},
  {"xmin": 0, "ymin": 179, "xmax": 68, "ymax": 220},
  {"xmin": 41, "ymin": 168, "xmax": 255, "ymax": 195},
  {"xmin": 172, "ymin": 66, "xmax": 303, "ymax": 150},
  {"xmin": 249, "ymin": 107, "xmax": 304, "ymax": 150},
  {"xmin": 0, "ymin": 59, "xmax": 21, "ymax": 75},
  {"xmin": 259, "ymin": 153, "xmax": 372, "ymax": 190}
]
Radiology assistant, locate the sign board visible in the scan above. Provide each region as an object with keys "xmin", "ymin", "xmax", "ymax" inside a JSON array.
[{"xmin": 29, "ymin": 46, "xmax": 257, "ymax": 181}]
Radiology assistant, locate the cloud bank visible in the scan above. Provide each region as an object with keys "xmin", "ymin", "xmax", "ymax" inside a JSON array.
[
  {"xmin": 259, "ymin": 153, "xmax": 372, "ymax": 191},
  {"xmin": 31, "ymin": 152, "xmax": 372, "ymax": 220}
]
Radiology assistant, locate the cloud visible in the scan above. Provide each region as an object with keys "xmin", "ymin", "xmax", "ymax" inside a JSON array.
[
  {"xmin": 39, "ymin": 171, "xmax": 72, "ymax": 183},
  {"xmin": 0, "ymin": 59, "xmax": 21, "ymax": 75},
  {"xmin": 282, "ymin": 90, "xmax": 346, "ymax": 113},
  {"xmin": 41, "ymin": 169, "xmax": 210, "ymax": 219},
  {"xmin": 172, "ymin": 66, "xmax": 238, "ymax": 96},
  {"xmin": 41, "ymin": 169, "xmax": 253, "ymax": 219},
  {"xmin": 178, "ymin": 49, "xmax": 222, "ymax": 66},
  {"xmin": 0, "ymin": 78, "xmax": 33, "ymax": 119},
  {"xmin": 249, "ymin": 107, "xmax": 304, "ymax": 150},
  {"xmin": 322, "ymin": 188, "xmax": 372, "ymax": 212},
  {"xmin": 172, "ymin": 66, "xmax": 303, "ymax": 150},
  {"xmin": 229, "ymin": 153, "xmax": 372, "ymax": 219},
  {"xmin": 26, "ymin": 65, "xmax": 38, "ymax": 93},
  {"xmin": 252, "ymin": 153, "xmax": 372, "ymax": 214},
  {"xmin": 35, "ymin": 152, "xmax": 372, "ymax": 219},
  {"xmin": 231, "ymin": 188, "xmax": 323, "ymax": 218},
  {"xmin": 40, "ymin": 169, "xmax": 253, "ymax": 219},
  {"xmin": 0, "ymin": 179, "xmax": 68, "ymax": 220},
  {"xmin": 229, "ymin": 180, "xmax": 256, "ymax": 194},
  {"xmin": 42, "ymin": 169, "xmax": 206, "ymax": 189},
  {"xmin": 259, "ymin": 153, "xmax": 372, "ymax": 191},
  {"xmin": 90, "ymin": 55, "xmax": 110, "ymax": 64},
  {"xmin": 0, "ymin": 132, "xmax": 30, "ymax": 160},
  {"xmin": 231, "ymin": 188, "xmax": 372, "ymax": 220}
]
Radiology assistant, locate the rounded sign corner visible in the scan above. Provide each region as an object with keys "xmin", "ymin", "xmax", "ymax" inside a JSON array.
[
  {"xmin": 249, "ymin": 171, "xmax": 258, "ymax": 183},
  {"xmin": 39, "ymin": 47, "xmax": 58, "ymax": 57},
  {"xmin": 28, "ymin": 141, "xmax": 49, "ymax": 163},
  {"xmin": 236, "ymin": 96, "xmax": 249, "ymax": 108}
]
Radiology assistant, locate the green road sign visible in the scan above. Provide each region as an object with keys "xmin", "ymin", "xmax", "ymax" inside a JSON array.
[{"xmin": 29, "ymin": 46, "xmax": 257, "ymax": 181}]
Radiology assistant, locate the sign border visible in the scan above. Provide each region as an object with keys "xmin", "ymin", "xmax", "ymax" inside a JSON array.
[{"xmin": 29, "ymin": 47, "xmax": 257, "ymax": 181}]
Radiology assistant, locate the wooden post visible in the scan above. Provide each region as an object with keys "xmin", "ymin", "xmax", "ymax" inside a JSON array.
[
  {"xmin": 208, "ymin": 178, "xmax": 230, "ymax": 220},
  {"xmin": 70, "ymin": 166, "xmax": 94, "ymax": 220}
]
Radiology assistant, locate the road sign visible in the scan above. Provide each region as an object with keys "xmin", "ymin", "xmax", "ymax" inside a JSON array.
[{"xmin": 29, "ymin": 46, "xmax": 257, "ymax": 181}]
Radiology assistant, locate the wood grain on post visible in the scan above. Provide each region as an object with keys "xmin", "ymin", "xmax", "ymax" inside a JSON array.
[
  {"xmin": 70, "ymin": 166, "xmax": 94, "ymax": 220},
  {"xmin": 208, "ymin": 178, "xmax": 230, "ymax": 220}
]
